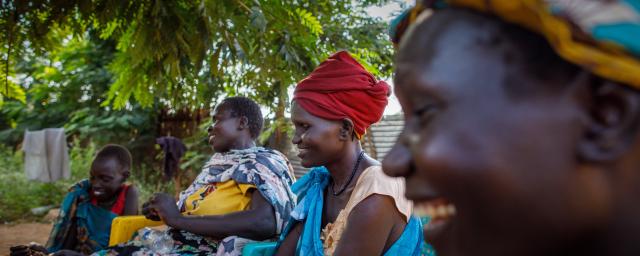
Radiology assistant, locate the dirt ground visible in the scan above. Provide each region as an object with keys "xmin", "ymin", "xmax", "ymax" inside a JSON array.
[{"xmin": 0, "ymin": 222, "xmax": 53, "ymax": 256}]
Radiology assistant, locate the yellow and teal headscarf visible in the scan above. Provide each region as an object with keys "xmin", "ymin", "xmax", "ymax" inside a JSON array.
[{"xmin": 390, "ymin": 0, "xmax": 640, "ymax": 89}]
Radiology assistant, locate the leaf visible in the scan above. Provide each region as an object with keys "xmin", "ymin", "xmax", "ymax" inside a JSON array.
[
  {"xmin": 295, "ymin": 8, "xmax": 323, "ymax": 37},
  {"xmin": 116, "ymin": 116, "xmax": 129, "ymax": 127},
  {"xmin": 99, "ymin": 19, "xmax": 122, "ymax": 39},
  {"xmin": 2, "ymin": 0, "xmax": 396, "ymax": 152},
  {"xmin": 249, "ymin": 6, "xmax": 267, "ymax": 34},
  {"xmin": 0, "ymin": 78, "xmax": 26, "ymax": 103}
]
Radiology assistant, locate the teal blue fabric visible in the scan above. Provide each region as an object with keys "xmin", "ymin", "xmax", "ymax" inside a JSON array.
[
  {"xmin": 46, "ymin": 179, "xmax": 117, "ymax": 254},
  {"xmin": 388, "ymin": 8, "xmax": 411, "ymax": 42},
  {"xmin": 277, "ymin": 167, "xmax": 429, "ymax": 256},
  {"xmin": 593, "ymin": 23, "xmax": 640, "ymax": 56},
  {"xmin": 241, "ymin": 241, "xmax": 278, "ymax": 256},
  {"xmin": 385, "ymin": 216, "xmax": 425, "ymax": 256},
  {"xmin": 285, "ymin": 166, "xmax": 330, "ymax": 256},
  {"xmin": 566, "ymin": 0, "xmax": 640, "ymax": 57}
]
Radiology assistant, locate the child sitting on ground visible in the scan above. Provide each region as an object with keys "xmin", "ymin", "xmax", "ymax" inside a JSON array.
[{"xmin": 10, "ymin": 144, "xmax": 139, "ymax": 256}]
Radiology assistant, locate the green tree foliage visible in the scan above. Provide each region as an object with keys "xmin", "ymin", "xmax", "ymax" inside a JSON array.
[
  {"xmin": 0, "ymin": 1, "xmax": 396, "ymax": 217},
  {"xmin": 1, "ymin": 0, "xmax": 394, "ymax": 112},
  {"xmin": 0, "ymin": 32, "xmax": 156, "ymax": 152}
]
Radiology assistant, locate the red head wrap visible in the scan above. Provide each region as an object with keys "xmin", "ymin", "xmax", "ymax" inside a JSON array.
[{"xmin": 293, "ymin": 51, "xmax": 390, "ymax": 138}]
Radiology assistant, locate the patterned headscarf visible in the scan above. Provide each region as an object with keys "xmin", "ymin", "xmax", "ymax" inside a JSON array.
[{"xmin": 390, "ymin": 0, "xmax": 640, "ymax": 89}]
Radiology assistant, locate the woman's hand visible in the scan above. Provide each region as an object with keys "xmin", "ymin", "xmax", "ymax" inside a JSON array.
[
  {"xmin": 149, "ymin": 193, "xmax": 182, "ymax": 226},
  {"xmin": 142, "ymin": 200, "xmax": 161, "ymax": 221},
  {"xmin": 9, "ymin": 243, "xmax": 48, "ymax": 256}
]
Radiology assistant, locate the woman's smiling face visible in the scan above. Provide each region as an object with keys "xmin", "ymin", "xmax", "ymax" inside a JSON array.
[
  {"xmin": 290, "ymin": 102, "xmax": 345, "ymax": 168},
  {"xmin": 383, "ymin": 9, "xmax": 611, "ymax": 256},
  {"xmin": 90, "ymin": 157, "xmax": 125, "ymax": 202}
]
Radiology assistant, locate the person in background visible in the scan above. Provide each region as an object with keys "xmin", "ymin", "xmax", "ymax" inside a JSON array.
[
  {"xmin": 11, "ymin": 144, "xmax": 139, "ymax": 256},
  {"xmin": 95, "ymin": 96, "xmax": 296, "ymax": 256},
  {"xmin": 276, "ymin": 51, "xmax": 424, "ymax": 256}
]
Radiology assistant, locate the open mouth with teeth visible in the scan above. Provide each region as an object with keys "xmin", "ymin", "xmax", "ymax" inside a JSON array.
[
  {"xmin": 413, "ymin": 198, "xmax": 456, "ymax": 243},
  {"xmin": 93, "ymin": 190, "xmax": 105, "ymax": 197}
]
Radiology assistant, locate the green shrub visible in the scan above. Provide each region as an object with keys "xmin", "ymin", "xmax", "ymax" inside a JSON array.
[
  {"xmin": 0, "ymin": 145, "xmax": 77, "ymax": 222},
  {"xmin": 129, "ymin": 163, "xmax": 176, "ymax": 206},
  {"xmin": 0, "ymin": 142, "xmax": 185, "ymax": 222},
  {"xmin": 0, "ymin": 143, "xmax": 97, "ymax": 222}
]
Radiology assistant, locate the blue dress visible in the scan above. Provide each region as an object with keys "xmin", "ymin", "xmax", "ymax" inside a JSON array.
[{"xmin": 46, "ymin": 180, "xmax": 119, "ymax": 254}]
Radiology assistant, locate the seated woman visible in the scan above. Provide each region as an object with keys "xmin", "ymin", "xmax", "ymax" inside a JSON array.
[
  {"xmin": 96, "ymin": 96, "xmax": 296, "ymax": 255},
  {"xmin": 384, "ymin": 1, "xmax": 640, "ymax": 256},
  {"xmin": 10, "ymin": 144, "xmax": 139, "ymax": 256},
  {"xmin": 276, "ymin": 51, "xmax": 424, "ymax": 255}
]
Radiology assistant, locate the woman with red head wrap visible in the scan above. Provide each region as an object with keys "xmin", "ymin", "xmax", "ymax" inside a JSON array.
[
  {"xmin": 293, "ymin": 51, "xmax": 390, "ymax": 139},
  {"xmin": 275, "ymin": 51, "xmax": 424, "ymax": 256}
]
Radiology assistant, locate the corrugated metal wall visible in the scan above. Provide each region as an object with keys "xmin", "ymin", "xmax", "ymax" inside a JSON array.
[{"xmin": 366, "ymin": 114, "xmax": 404, "ymax": 160}]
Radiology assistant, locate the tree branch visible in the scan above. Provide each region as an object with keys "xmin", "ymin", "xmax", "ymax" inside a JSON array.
[
  {"xmin": 5, "ymin": 8, "xmax": 15, "ymax": 95},
  {"xmin": 235, "ymin": 0, "xmax": 251, "ymax": 13}
]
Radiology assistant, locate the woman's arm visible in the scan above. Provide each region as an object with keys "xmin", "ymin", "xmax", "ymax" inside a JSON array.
[
  {"xmin": 150, "ymin": 190, "xmax": 277, "ymax": 240},
  {"xmin": 333, "ymin": 194, "xmax": 406, "ymax": 256},
  {"xmin": 123, "ymin": 185, "xmax": 139, "ymax": 215},
  {"xmin": 274, "ymin": 221, "xmax": 303, "ymax": 256}
]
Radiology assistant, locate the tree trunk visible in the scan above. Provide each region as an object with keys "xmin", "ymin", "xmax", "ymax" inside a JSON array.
[{"xmin": 272, "ymin": 81, "xmax": 289, "ymax": 153}]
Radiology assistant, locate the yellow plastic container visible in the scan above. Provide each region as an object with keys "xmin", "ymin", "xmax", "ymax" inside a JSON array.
[{"xmin": 108, "ymin": 216, "xmax": 163, "ymax": 246}]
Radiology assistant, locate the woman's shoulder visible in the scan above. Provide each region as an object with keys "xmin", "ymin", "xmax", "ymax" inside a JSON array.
[
  {"xmin": 356, "ymin": 166, "xmax": 401, "ymax": 187},
  {"xmin": 124, "ymin": 184, "xmax": 138, "ymax": 197},
  {"xmin": 252, "ymin": 147, "xmax": 296, "ymax": 177},
  {"xmin": 120, "ymin": 183, "xmax": 139, "ymax": 206},
  {"xmin": 349, "ymin": 166, "xmax": 412, "ymax": 221},
  {"xmin": 121, "ymin": 184, "xmax": 139, "ymax": 215}
]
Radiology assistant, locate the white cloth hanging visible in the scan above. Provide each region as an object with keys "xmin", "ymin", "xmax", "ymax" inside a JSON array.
[
  {"xmin": 23, "ymin": 130, "xmax": 48, "ymax": 181},
  {"xmin": 22, "ymin": 128, "xmax": 70, "ymax": 182}
]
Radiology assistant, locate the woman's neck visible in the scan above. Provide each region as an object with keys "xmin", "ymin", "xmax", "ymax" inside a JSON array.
[
  {"xmin": 326, "ymin": 143, "xmax": 364, "ymax": 188},
  {"xmin": 230, "ymin": 137, "xmax": 256, "ymax": 151}
]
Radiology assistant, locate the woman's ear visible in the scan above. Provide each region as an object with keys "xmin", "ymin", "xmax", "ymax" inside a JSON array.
[
  {"xmin": 578, "ymin": 79, "xmax": 640, "ymax": 162},
  {"xmin": 237, "ymin": 116, "xmax": 249, "ymax": 131},
  {"xmin": 122, "ymin": 170, "xmax": 131, "ymax": 180},
  {"xmin": 339, "ymin": 118, "xmax": 355, "ymax": 141}
]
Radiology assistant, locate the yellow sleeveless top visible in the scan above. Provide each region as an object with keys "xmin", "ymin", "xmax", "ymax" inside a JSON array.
[{"xmin": 182, "ymin": 180, "xmax": 256, "ymax": 216}]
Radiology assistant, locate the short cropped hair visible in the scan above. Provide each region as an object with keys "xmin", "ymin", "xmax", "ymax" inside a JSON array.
[
  {"xmin": 221, "ymin": 96, "xmax": 264, "ymax": 139},
  {"xmin": 94, "ymin": 144, "xmax": 132, "ymax": 173}
]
